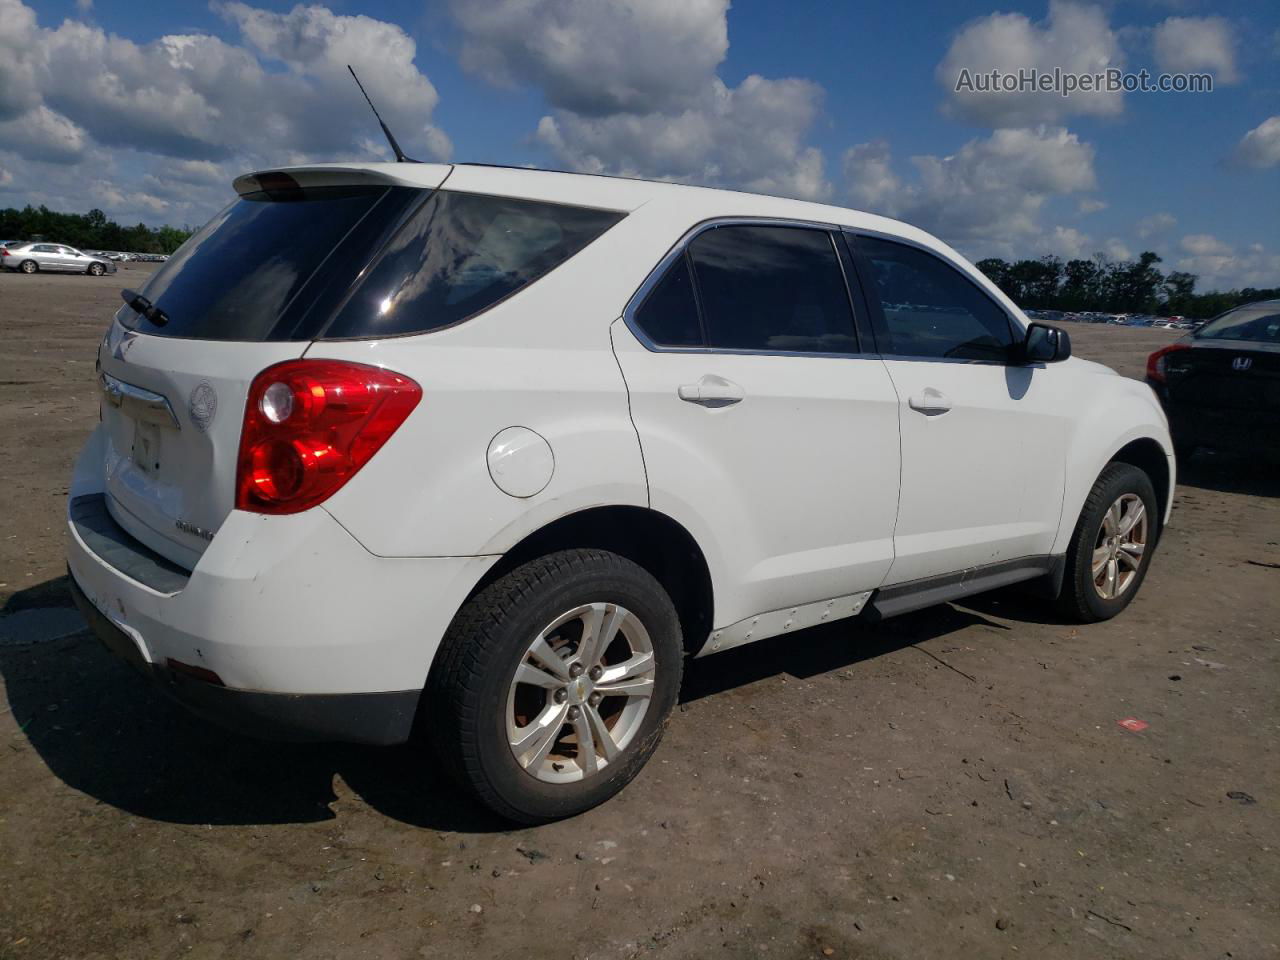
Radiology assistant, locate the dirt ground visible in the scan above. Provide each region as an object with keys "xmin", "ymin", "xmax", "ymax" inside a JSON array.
[{"xmin": 1, "ymin": 266, "xmax": 1277, "ymax": 960}]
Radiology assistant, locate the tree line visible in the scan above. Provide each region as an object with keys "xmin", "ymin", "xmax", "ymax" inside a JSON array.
[
  {"xmin": 976, "ymin": 251, "xmax": 1278, "ymax": 320},
  {"xmin": 0, "ymin": 205, "xmax": 192, "ymax": 255}
]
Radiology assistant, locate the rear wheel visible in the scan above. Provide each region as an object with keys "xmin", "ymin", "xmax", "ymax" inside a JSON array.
[
  {"xmin": 87, "ymin": 262, "xmax": 105, "ymax": 276},
  {"xmin": 1057, "ymin": 462, "xmax": 1158, "ymax": 622},
  {"xmin": 426, "ymin": 549, "xmax": 683, "ymax": 823},
  {"xmin": 19, "ymin": 259, "xmax": 37, "ymax": 274}
]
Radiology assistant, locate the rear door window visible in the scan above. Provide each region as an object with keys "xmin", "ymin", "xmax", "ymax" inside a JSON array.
[
  {"xmin": 632, "ymin": 254, "xmax": 704, "ymax": 347},
  {"xmin": 854, "ymin": 236, "xmax": 1016, "ymax": 361},
  {"xmin": 687, "ymin": 225, "xmax": 858, "ymax": 354},
  {"xmin": 323, "ymin": 192, "xmax": 624, "ymax": 339}
]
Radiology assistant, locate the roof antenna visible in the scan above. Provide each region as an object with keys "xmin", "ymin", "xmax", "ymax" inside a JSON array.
[{"xmin": 347, "ymin": 65, "xmax": 415, "ymax": 163}]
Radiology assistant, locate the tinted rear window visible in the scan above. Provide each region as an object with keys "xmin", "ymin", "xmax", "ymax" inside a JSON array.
[
  {"xmin": 126, "ymin": 185, "xmax": 405, "ymax": 341},
  {"xmin": 322, "ymin": 191, "xmax": 624, "ymax": 338},
  {"xmin": 633, "ymin": 254, "xmax": 703, "ymax": 347},
  {"xmin": 1195, "ymin": 305, "xmax": 1280, "ymax": 344}
]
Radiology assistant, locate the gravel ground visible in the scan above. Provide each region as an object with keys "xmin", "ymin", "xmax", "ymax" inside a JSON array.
[{"xmin": 1, "ymin": 266, "xmax": 1277, "ymax": 960}]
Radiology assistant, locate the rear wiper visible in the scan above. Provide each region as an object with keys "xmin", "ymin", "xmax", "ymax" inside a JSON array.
[{"xmin": 120, "ymin": 288, "xmax": 168, "ymax": 328}]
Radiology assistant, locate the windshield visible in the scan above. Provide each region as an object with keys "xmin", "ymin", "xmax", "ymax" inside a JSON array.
[{"xmin": 1195, "ymin": 304, "xmax": 1280, "ymax": 344}]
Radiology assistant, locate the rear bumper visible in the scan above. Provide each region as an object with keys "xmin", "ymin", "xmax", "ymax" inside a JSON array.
[
  {"xmin": 66, "ymin": 426, "xmax": 498, "ymax": 742},
  {"xmin": 1148, "ymin": 379, "xmax": 1280, "ymax": 453},
  {"xmin": 69, "ymin": 574, "xmax": 418, "ymax": 744}
]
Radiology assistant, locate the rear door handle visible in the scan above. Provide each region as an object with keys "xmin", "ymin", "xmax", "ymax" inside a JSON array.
[
  {"xmin": 908, "ymin": 388, "xmax": 952, "ymax": 415},
  {"xmin": 678, "ymin": 375, "xmax": 745, "ymax": 408}
]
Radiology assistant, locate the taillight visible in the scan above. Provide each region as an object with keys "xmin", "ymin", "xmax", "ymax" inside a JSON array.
[
  {"xmin": 0, "ymin": 248, "xmax": 9, "ymax": 257},
  {"xmin": 1146, "ymin": 343, "xmax": 1190, "ymax": 383},
  {"xmin": 235, "ymin": 359, "xmax": 421, "ymax": 515}
]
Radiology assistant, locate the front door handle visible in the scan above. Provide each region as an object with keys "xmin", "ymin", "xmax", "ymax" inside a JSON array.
[
  {"xmin": 678, "ymin": 375, "xmax": 745, "ymax": 408},
  {"xmin": 908, "ymin": 387, "xmax": 952, "ymax": 415}
]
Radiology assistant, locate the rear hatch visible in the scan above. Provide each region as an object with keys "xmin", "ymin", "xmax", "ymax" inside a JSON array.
[
  {"xmin": 1165, "ymin": 342, "xmax": 1280, "ymax": 414},
  {"xmin": 98, "ymin": 166, "xmax": 448, "ymax": 569}
]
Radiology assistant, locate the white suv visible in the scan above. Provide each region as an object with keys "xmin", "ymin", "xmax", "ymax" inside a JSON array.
[{"xmin": 67, "ymin": 162, "xmax": 1173, "ymax": 822}]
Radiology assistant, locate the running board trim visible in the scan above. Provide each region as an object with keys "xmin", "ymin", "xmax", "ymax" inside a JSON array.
[
  {"xmin": 864, "ymin": 555, "xmax": 1060, "ymax": 621},
  {"xmin": 695, "ymin": 591, "xmax": 873, "ymax": 658}
]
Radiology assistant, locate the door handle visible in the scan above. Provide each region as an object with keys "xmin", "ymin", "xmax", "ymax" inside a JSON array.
[
  {"xmin": 908, "ymin": 388, "xmax": 952, "ymax": 415},
  {"xmin": 678, "ymin": 375, "xmax": 744, "ymax": 408}
]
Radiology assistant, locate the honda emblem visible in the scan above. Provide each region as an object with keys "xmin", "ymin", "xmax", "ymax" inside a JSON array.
[{"xmin": 1232, "ymin": 357, "xmax": 1252, "ymax": 372}]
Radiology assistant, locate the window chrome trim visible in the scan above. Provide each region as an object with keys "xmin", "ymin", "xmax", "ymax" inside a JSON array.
[{"xmin": 621, "ymin": 216, "xmax": 878, "ymax": 359}]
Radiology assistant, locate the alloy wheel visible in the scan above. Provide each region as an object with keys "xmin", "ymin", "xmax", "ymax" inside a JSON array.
[
  {"xmin": 1092, "ymin": 493, "xmax": 1147, "ymax": 600},
  {"xmin": 506, "ymin": 602, "xmax": 656, "ymax": 784}
]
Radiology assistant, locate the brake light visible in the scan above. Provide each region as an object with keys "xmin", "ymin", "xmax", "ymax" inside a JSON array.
[
  {"xmin": 1146, "ymin": 343, "xmax": 1190, "ymax": 383},
  {"xmin": 0, "ymin": 248, "xmax": 8, "ymax": 257},
  {"xmin": 235, "ymin": 359, "xmax": 421, "ymax": 515}
]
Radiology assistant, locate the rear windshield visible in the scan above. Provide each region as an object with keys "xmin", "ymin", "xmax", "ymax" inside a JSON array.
[
  {"xmin": 123, "ymin": 186, "xmax": 623, "ymax": 341},
  {"xmin": 125, "ymin": 185, "xmax": 409, "ymax": 341},
  {"xmin": 1195, "ymin": 304, "xmax": 1280, "ymax": 344}
]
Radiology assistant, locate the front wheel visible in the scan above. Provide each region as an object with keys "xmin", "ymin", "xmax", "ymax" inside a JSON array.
[
  {"xmin": 426, "ymin": 549, "xmax": 683, "ymax": 823},
  {"xmin": 87, "ymin": 262, "xmax": 105, "ymax": 276},
  {"xmin": 1057, "ymin": 462, "xmax": 1159, "ymax": 623}
]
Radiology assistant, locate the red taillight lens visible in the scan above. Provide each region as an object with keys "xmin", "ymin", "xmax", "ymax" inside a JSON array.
[
  {"xmin": 0, "ymin": 248, "xmax": 9, "ymax": 257},
  {"xmin": 235, "ymin": 359, "xmax": 421, "ymax": 515},
  {"xmin": 1146, "ymin": 343, "xmax": 1191, "ymax": 383}
]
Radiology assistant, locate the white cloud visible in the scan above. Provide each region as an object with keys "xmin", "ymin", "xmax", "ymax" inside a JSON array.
[
  {"xmin": 0, "ymin": 105, "xmax": 88, "ymax": 163},
  {"xmin": 452, "ymin": 0, "xmax": 830, "ymax": 200},
  {"xmin": 1045, "ymin": 225, "xmax": 1091, "ymax": 259},
  {"xmin": 937, "ymin": 1, "xmax": 1124, "ymax": 127},
  {"xmin": 536, "ymin": 74, "xmax": 831, "ymax": 200},
  {"xmin": 1077, "ymin": 198, "xmax": 1107, "ymax": 214},
  {"xmin": 1102, "ymin": 238, "xmax": 1132, "ymax": 261},
  {"xmin": 451, "ymin": 0, "xmax": 728, "ymax": 116},
  {"xmin": 843, "ymin": 126, "xmax": 1097, "ymax": 254},
  {"xmin": 0, "ymin": 165, "xmax": 13, "ymax": 188},
  {"xmin": 1135, "ymin": 212, "xmax": 1177, "ymax": 239},
  {"xmin": 1176, "ymin": 235, "xmax": 1280, "ymax": 290},
  {"xmin": 1152, "ymin": 16, "xmax": 1239, "ymax": 84},
  {"xmin": 0, "ymin": 0, "xmax": 450, "ymax": 224},
  {"xmin": 1231, "ymin": 115, "xmax": 1280, "ymax": 169},
  {"xmin": 1180, "ymin": 234, "xmax": 1232, "ymax": 257},
  {"xmin": 74, "ymin": 0, "xmax": 92, "ymax": 12},
  {"xmin": 91, "ymin": 179, "xmax": 171, "ymax": 216}
]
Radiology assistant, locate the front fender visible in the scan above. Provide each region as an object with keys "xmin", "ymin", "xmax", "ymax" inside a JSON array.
[{"xmin": 1052, "ymin": 376, "xmax": 1174, "ymax": 554}]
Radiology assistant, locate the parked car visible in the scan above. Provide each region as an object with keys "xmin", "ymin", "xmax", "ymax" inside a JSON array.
[
  {"xmin": 1147, "ymin": 299, "xmax": 1279, "ymax": 460},
  {"xmin": 0, "ymin": 242, "xmax": 116, "ymax": 275},
  {"xmin": 67, "ymin": 162, "xmax": 1174, "ymax": 823}
]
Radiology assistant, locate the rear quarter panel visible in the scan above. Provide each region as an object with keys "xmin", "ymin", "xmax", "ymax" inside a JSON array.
[{"xmin": 308, "ymin": 209, "xmax": 663, "ymax": 558}]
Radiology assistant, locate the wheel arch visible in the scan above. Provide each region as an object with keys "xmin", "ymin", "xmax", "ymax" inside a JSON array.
[
  {"xmin": 465, "ymin": 505, "xmax": 714, "ymax": 657},
  {"xmin": 1108, "ymin": 437, "xmax": 1171, "ymax": 527}
]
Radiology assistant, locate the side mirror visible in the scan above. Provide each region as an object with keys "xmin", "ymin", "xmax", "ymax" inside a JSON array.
[{"xmin": 1023, "ymin": 322, "xmax": 1071, "ymax": 363}]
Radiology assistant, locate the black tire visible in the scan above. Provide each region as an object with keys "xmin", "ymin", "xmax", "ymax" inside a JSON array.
[
  {"xmin": 87, "ymin": 262, "xmax": 105, "ymax": 276},
  {"xmin": 1057, "ymin": 462, "xmax": 1159, "ymax": 623},
  {"xmin": 19, "ymin": 259, "xmax": 37, "ymax": 274},
  {"xmin": 426, "ymin": 549, "xmax": 683, "ymax": 824}
]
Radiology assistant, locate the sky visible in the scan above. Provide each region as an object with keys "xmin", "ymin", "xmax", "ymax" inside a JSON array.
[{"xmin": 1, "ymin": 0, "xmax": 1277, "ymax": 291}]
